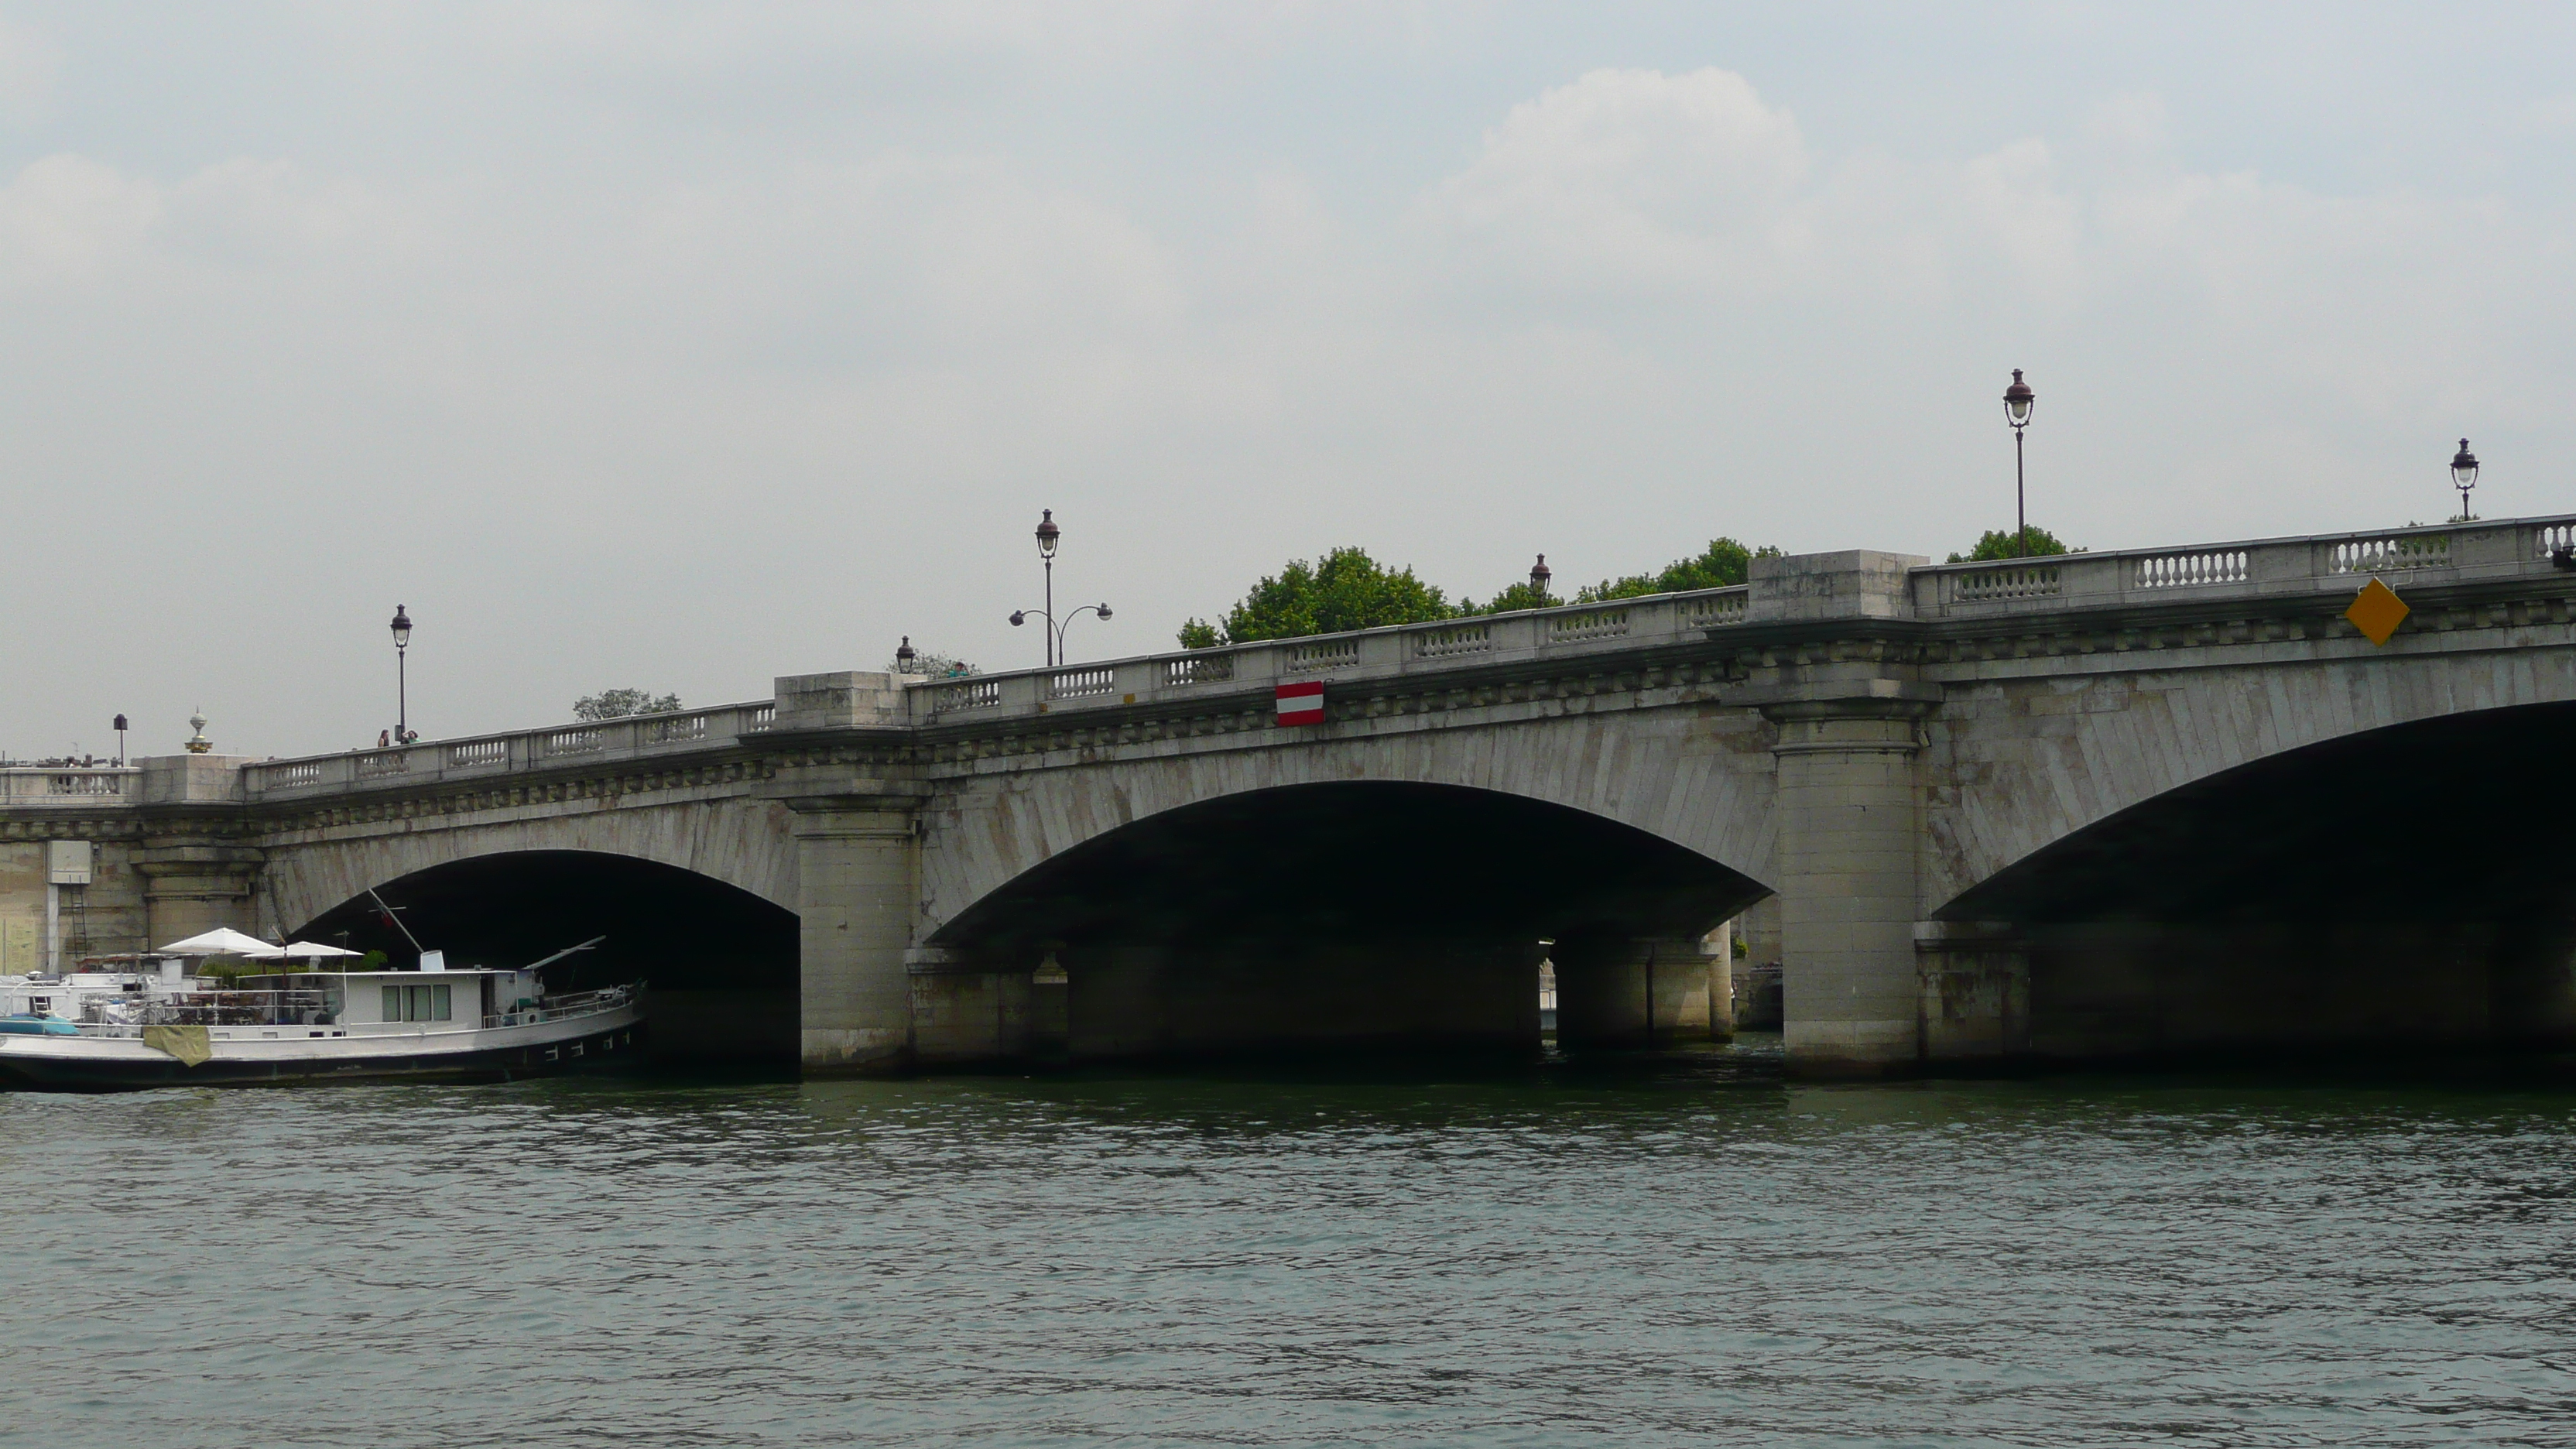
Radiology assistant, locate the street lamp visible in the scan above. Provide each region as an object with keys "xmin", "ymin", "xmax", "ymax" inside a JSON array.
[
  {"xmin": 2002, "ymin": 368, "xmax": 2036, "ymax": 558},
  {"xmin": 2451, "ymin": 438, "xmax": 2479, "ymax": 522},
  {"xmin": 1530, "ymin": 554, "xmax": 1551, "ymax": 607},
  {"xmin": 1012, "ymin": 602, "xmax": 1114, "ymax": 665},
  {"xmin": 389, "ymin": 605, "xmax": 413, "ymax": 745},
  {"xmin": 111, "ymin": 714, "xmax": 127, "ymax": 767},
  {"xmin": 1035, "ymin": 509, "xmax": 1061, "ymax": 666},
  {"xmin": 895, "ymin": 636, "xmax": 918, "ymax": 674}
]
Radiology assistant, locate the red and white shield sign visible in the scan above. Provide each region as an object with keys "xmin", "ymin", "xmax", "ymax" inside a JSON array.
[{"xmin": 1274, "ymin": 680, "xmax": 1325, "ymax": 726}]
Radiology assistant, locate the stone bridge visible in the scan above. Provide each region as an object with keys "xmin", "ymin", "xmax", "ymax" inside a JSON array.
[{"xmin": 12, "ymin": 513, "xmax": 2576, "ymax": 1076}]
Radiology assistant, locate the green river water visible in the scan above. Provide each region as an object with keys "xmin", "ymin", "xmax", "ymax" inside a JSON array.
[{"xmin": 5, "ymin": 1038, "xmax": 2574, "ymax": 1447}]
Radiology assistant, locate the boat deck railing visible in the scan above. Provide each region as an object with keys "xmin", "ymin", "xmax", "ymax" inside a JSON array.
[
  {"xmin": 73, "ymin": 989, "xmax": 339, "ymax": 1029},
  {"xmin": 484, "ymin": 983, "xmax": 640, "ymax": 1029}
]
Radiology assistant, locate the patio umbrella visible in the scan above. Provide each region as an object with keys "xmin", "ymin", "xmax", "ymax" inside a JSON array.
[{"xmin": 153, "ymin": 927, "xmax": 283, "ymax": 958}]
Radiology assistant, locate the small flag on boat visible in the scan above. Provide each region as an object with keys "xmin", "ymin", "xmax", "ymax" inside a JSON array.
[{"xmin": 1274, "ymin": 680, "xmax": 1325, "ymax": 726}]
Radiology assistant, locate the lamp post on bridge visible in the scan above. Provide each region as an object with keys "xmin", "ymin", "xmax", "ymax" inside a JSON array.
[
  {"xmin": 2451, "ymin": 439, "xmax": 2479, "ymax": 523},
  {"xmin": 389, "ymin": 605, "xmax": 413, "ymax": 745},
  {"xmin": 1530, "ymin": 554, "xmax": 1551, "ymax": 608},
  {"xmin": 1009, "ymin": 509, "xmax": 1112, "ymax": 665},
  {"xmin": 1036, "ymin": 510, "xmax": 1060, "ymax": 667},
  {"xmin": 1013, "ymin": 602, "xmax": 1114, "ymax": 665},
  {"xmin": 2002, "ymin": 368, "xmax": 2036, "ymax": 558},
  {"xmin": 111, "ymin": 714, "xmax": 126, "ymax": 767}
]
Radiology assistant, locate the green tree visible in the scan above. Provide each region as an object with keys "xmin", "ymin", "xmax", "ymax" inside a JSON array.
[
  {"xmin": 889, "ymin": 647, "xmax": 979, "ymax": 678},
  {"xmin": 1572, "ymin": 537, "xmax": 1781, "ymax": 603},
  {"xmin": 572, "ymin": 689, "xmax": 683, "ymax": 721},
  {"xmin": 1948, "ymin": 526, "xmax": 2078, "ymax": 563},
  {"xmin": 1475, "ymin": 580, "xmax": 1555, "ymax": 614},
  {"xmin": 1177, "ymin": 546, "xmax": 1463, "ymax": 646}
]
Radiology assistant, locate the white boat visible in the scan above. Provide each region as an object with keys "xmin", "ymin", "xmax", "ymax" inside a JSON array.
[{"xmin": 0, "ymin": 956, "xmax": 644, "ymax": 1091}]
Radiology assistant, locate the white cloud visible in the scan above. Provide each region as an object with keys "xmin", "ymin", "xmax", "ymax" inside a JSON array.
[
  {"xmin": 1421, "ymin": 67, "xmax": 1810, "ymax": 296},
  {"xmin": 0, "ymin": 154, "xmax": 160, "ymax": 285}
]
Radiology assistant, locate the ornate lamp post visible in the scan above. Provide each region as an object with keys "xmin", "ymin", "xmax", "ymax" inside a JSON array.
[
  {"xmin": 895, "ymin": 636, "xmax": 918, "ymax": 674},
  {"xmin": 2451, "ymin": 438, "xmax": 2479, "ymax": 522},
  {"xmin": 1035, "ymin": 509, "xmax": 1060, "ymax": 667},
  {"xmin": 2002, "ymin": 368, "xmax": 2036, "ymax": 557},
  {"xmin": 1011, "ymin": 509, "xmax": 1112, "ymax": 665},
  {"xmin": 389, "ymin": 605, "xmax": 413, "ymax": 745},
  {"xmin": 111, "ymin": 714, "xmax": 127, "ymax": 767},
  {"xmin": 1530, "ymin": 554, "xmax": 1551, "ymax": 607}
]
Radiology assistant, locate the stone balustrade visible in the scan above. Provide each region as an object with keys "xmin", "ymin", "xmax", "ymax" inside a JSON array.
[
  {"xmin": 0, "ymin": 767, "xmax": 141, "ymax": 806},
  {"xmin": 242, "ymin": 701, "xmax": 776, "ymax": 801},
  {"xmin": 1910, "ymin": 515, "xmax": 2571, "ymax": 618},
  {"xmin": 130, "ymin": 511, "xmax": 2576, "ymax": 799},
  {"xmin": 916, "ymin": 585, "xmax": 1751, "ymax": 723}
]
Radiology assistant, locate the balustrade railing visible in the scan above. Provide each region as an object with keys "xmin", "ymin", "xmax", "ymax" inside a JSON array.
[
  {"xmin": 1917, "ymin": 515, "xmax": 2575, "ymax": 616},
  {"xmin": 0, "ymin": 768, "xmax": 140, "ymax": 804},
  {"xmin": 1164, "ymin": 653, "xmax": 1233, "ymax": 687},
  {"xmin": 1548, "ymin": 608, "xmax": 1630, "ymax": 642},
  {"xmin": 933, "ymin": 679, "xmax": 1002, "ymax": 711},
  {"xmin": 244, "ymin": 701, "xmax": 782, "ymax": 799},
  {"xmin": 2133, "ymin": 549, "xmax": 2247, "ymax": 589},
  {"xmin": 1414, "ymin": 624, "xmax": 1491, "ymax": 659},
  {"xmin": 1287, "ymin": 639, "xmax": 1361, "ymax": 673},
  {"xmin": 1047, "ymin": 666, "xmax": 1115, "ymax": 701},
  {"xmin": 447, "ymin": 739, "xmax": 508, "ymax": 769},
  {"xmin": 1955, "ymin": 564, "xmax": 2063, "ymax": 601},
  {"xmin": 193, "ymin": 511, "xmax": 2576, "ymax": 793}
]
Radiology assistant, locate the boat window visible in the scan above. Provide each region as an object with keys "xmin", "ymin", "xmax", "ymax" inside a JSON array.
[{"xmin": 381, "ymin": 983, "xmax": 454, "ymax": 1023}]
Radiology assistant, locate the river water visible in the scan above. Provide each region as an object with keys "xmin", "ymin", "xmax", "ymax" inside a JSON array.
[{"xmin": 6, "ymin": 1039, "xmax": 2576, "ymax": 1447}]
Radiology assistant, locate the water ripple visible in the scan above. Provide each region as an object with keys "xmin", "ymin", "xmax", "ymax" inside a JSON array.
[{"xmin": 6, "ymin": 1046, "xmax": 2576, "ymax": 1446}]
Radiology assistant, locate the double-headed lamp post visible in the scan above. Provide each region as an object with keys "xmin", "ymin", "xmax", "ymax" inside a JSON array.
[
  {"xmin": 2002, "ymin": 368, "xmax": 2036, "ymax": 557},
  {"xmin": 2451, "ymin": 438, "xmax": 2479, "ymax": 522},
  {"xmin": 1010, "ymin": 509, "xmax": 1113, "ymax": 666},
  {"xmin": 390, "ymin": 605, "xmax": 413, "ymax": 745}
]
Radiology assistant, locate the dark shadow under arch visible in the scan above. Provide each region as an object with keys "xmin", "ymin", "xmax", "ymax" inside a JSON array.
[
  {"xmin": 936, "ymin": 781, "xmax": 1772, "ymax": 954},
  {"xmin": 1934, "ymin": 701, "xmax": 2576, "ymax": 1056},
  {"xmin": 920, "ymin": 783, "xmax": 1773, "ymax": 1061},
  {"xmin": 297, "ymin": 850, "xmax": 798, "ymax": 1065}
]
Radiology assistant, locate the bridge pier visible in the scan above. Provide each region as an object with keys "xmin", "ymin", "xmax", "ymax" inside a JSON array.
[
  {"xmin": 1553, "ymin": 933, "xmax": 1727, "ymax": 1047},
  {"xmin": 788, "ymin": 800, "xmax": 920, "ymax": 1075},
  {"xmin": 1765, "ymin": 697, "xmax": 1930, "ymax": 1077}
]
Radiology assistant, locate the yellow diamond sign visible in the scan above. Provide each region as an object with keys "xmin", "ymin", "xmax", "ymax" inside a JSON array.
[{"xmin": 2345, "ymin": 577, "xmax": 2410, "ymax": 646}]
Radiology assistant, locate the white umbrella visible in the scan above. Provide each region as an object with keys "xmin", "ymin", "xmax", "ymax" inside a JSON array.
[
  {"xmin": 278, "ymin": 941, "xmax": 362, "ymax": 959},
  {"xmin": 153, "ymin": 927, "xmax": 283, "ymax": 958}
]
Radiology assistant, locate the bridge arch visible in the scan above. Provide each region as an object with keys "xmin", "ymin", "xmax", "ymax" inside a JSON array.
[
  {"xmin": 290, "ymin": 848, "xmax": 800, "ymax": 1065},
  {"xmin": 916, "ymin": 704, "xmax": 1778, "ymax": 944},
  {"xmin": 923, "ymin": 779, "xmax": 1773, "ymax": 1060},
  {"xmin": 1932, "ymin": 700, "xmax": 2576, "ymax": 1056},
  {"xmin": 255, "ymin": 794, "xmax": 798, "ymax": 937},
  {"xmin": 1932, "ymin": 644, "xmax": 2576, "ymax": 903}
]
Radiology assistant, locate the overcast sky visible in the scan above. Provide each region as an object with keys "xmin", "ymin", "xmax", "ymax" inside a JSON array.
[{"xmin": 4, "ymin": 2, "xmax": 2573, "ymax": 759}]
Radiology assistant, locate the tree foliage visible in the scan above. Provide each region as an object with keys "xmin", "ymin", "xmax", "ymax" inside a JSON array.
[
  {"xmin": 1948, "ymin": 526, "xmax": 2079, "ymax": 563},
  {"xmin": 1572, "ymin": 537, "xmax": 1781, "ymax": 603},
  {"xmin": 572, "ymin": 689, "xmax": 683, "ymax": 721},
  {"xmin": 1177, "ymin": 536, "xmax": 1792, "ymax": 646},
  {"xmin": 1178, "ymin": 546, "xmax": 1461, "ymax": 646},
  {"xmin": 889, "ymin": 648, "xmax": 980, "ymax": 678}
]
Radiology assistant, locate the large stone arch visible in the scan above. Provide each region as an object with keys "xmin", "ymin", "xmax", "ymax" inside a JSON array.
[
  {"xmin": 916, "ymin": 703, "xmax": 1778, "ymax": 941},
  {"xmin": 255, "ymin": 793, "xmax": 797, "ymax": 939},
  {"xmin": 1925, "ymin": 698, "xmax": 2576, "ymax": 1059},
  {"xmin": 1927, "ymin": 642, "xmax": 2576, "ymax": 909},
  {"xmin": 286, "ymin": 845, "xmax": 802, "ymax": 1066}
]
